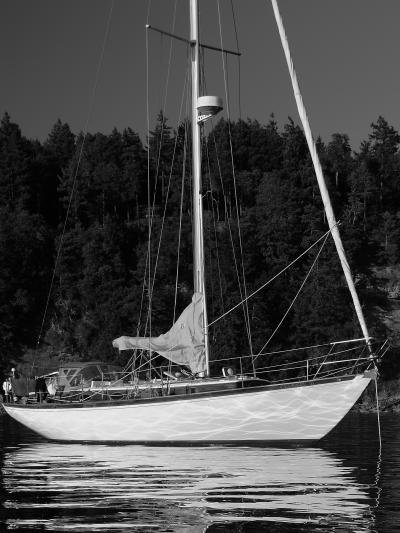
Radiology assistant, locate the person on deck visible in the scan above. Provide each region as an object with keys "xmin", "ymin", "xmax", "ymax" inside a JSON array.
[
  {"xmin": 2, "ymin": 378, "xmax": 12, "ymax": 403},
  {"xmin": 11, "ymin": 370, "xmax": 25, "ymax": 403},
  {"xmin": 35, "ymin": 376, "xmax": 48, "ymax": 403}
]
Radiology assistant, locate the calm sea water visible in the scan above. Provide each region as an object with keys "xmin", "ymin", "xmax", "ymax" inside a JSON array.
[{"xmin": 0, "ymin": 409, "xmax": 398, "ymax": 532}]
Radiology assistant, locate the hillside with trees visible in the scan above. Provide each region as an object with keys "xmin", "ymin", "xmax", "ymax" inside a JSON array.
[{"xmin": 0, "ymin": 111, "xmax": 399, "ymax": 388}]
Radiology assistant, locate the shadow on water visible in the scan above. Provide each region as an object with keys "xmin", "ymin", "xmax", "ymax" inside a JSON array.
[{"xmin": 1, "ymin": 408, "xmax": 399, "ymax": 532}]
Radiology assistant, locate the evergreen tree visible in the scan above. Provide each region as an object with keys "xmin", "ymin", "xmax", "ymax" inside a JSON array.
[
  {"xmin": 0, "ymin": 113, "xmax": 36, "ymax": 212},
  {"xmin": 0, "ymin": 207, "xmax": 53, "ymax": 364},
  {"xmin": 44, "ymin": 119, "xmax": 76, "ymax": 166},
  {"xmin": 0, "ymin": 112, "xmax": 398, "ymax": 380},
  {"xmin": 368, "ymin": 116, "xmax": 400, "ymax": 212}
]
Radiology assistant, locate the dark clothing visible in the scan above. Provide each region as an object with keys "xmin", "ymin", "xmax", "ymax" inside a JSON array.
[
  {"xmin": 35, "ymin": 377, "xmax": 48, "ymax": 402},
  {"xmin": 11, "ymin": 376, "xmax": 36, "ymax": 400},
  {"xmin": 11, "ymin": 377, "xmax": 27, "ymax": 397}
]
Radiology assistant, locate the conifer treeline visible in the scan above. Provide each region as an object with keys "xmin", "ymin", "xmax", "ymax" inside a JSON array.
[{"xmin": 0, "ymin": 111, "xmax": 399, "ymax": 377}]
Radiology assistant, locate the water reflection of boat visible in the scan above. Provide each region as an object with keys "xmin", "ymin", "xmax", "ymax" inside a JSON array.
[{"xmin": 1, "ymin": 442, "xmax": 375, "ymax": 532}]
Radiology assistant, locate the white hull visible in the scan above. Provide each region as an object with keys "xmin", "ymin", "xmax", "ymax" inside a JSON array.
[{"xmin": 3, "ymin": 374, "xmax": 372, "ymax": 442}]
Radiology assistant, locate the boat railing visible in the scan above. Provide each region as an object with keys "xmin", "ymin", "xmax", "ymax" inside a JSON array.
[
  {"xmin": 210, "ymin": 338, "xmax": 382, "ymax": 385},
  {"xmin": 38, "ymin": 339, "xmax": 384, "ymax": 404},
  {"xmin": 98, "ymin": 339, "xmax": 380, "ymax": 389}
]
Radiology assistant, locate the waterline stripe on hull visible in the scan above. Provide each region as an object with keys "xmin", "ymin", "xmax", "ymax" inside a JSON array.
[{"xmin": 3, "ymin": 374, "xmax": 372, "ymax": 442}]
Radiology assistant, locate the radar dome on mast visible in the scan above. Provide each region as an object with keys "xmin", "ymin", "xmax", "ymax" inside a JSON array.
[{"xmin": 197, "ymin": 95, "xmax": 223, "ymax": 123}]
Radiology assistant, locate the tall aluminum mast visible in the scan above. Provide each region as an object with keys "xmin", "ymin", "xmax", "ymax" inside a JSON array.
[{"xmin": 190, "ymin": 0, "xmax": 210, "ymax": 374}]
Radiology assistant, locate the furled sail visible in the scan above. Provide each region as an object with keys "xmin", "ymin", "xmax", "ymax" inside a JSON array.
[{"xmin": 112, "ymin": 293, "xmax": 206, "ymax": 374}]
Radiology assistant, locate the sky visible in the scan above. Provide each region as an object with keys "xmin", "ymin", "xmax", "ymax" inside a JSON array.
[{"xmin": 1, "ymin": 0, "xmax": 399, "ymax": 150}]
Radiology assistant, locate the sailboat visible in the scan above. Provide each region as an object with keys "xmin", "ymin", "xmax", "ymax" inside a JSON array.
[{"xmin": 2, "ymin": 0, "xmax": 382, "ymax": 443}]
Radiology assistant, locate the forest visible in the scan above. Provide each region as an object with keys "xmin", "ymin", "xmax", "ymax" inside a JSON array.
[{"xmin": 0, "ymin": 111, "xmax": 399, "ymax": 383}]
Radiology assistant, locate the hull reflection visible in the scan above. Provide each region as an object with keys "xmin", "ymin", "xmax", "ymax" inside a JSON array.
[{"xmin": 2, "ymin": 442, "xmax": 374, "ymax": 532}]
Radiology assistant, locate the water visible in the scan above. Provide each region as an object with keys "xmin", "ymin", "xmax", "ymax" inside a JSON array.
[{"xmin": 0, "ymin": 410, "xmax": 399, "ymax": 532}]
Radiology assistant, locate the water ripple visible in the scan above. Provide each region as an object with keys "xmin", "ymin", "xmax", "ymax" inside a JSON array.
[{"xmin": 1, "ymin": 440, "xmax": 378, "ymax": 532}]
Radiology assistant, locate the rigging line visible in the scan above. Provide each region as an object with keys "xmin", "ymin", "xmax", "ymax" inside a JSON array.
[
  {"xmin": 217, "ymin": 0, "xmax": 254, "ymax": 361},
  {"xmin": 253, "ymin": 231, "xmax": 330, "ymax": 362},
  {"xmin": 137, "ymin": 0, "xmax": 153, "ymax": 343},
  {"xmin": 209, "ymin": 224, "xmax": 335, "ymax": 327},
  {"xmin": 146, "ymin": 0, "xmax": 152, "ymax": 24},
  {"xmin": 146, "ymin": 9, "xmax": 152, "ymax": 363},
  {"xmin": 152, "ymin": 0, "xmax": 178, "ymax": 188},
  {"xmin": 258, "ymin": 347, "xmax": 365, "ymax": 370},
  {"xmin": 318, "ymin": 355, "xmax": 371, "ymax": 367},
  {"xmin": 173, "ymin": 100, "xmax": 190, "ymax": 324},
  {"xmin": 142, "ymin": 2, "xmax": 178, "ymax": 342},
  {"xmin": 124, "ymin": 349, "xmax": 145, "ymax": 374},
  {"xmin": 35, "ymin": 0, "xmax": 115, "ymax": 349},
  {"xmin": 229, "ymin": 0, "xmax": 242, "ymax": 117},
  {"xmin": 136, "ymin": 248, "xmax": 149, "ymax": 335},
  {"xmin": 201, "ymin": 116, "xmax": 224, "ymax": 318},
  {"xmin": 137, "ymin": 66, "xmax": 189, "ymax": 365},
  {"xmin": 256, "ymin": 337, "xmax": 370, "ymax": 358},
  {"xmin": 327, "ymin": 359, "xmax": 370, "ymax": 374},
  {"xmin": 197, "ymin": 46, "xmax": 225, "ymax": 315},
  {"xmin": 310, "ymin": 364, "xmax": 357, "ymax": 379},
  {"xmin": 203, "ymin": 135, "xmax": 218, "ymax": 322},
  {"xmin": 162, "ymin": 0, "xmax": 178, "ymax": 113},
  {"xmin": 200, "ymin": 42, "xmax": 207, "ymax": 96},
  {"xmin": 376, "ymin": 339, "xmax": 388, "ymax": 357},
  {"xmin": 150, "ymin": 65, "xmax": 190, "ymax": 311},
  {"xmin": 209, "ymin": 128, "xmax": 249, "ymax": 335},
  {"xmin": 350, "ymin": 336, "xmax": 369, "ymax": 373},
  {"xmin": 204, "ymin": 130, "xmax": 225, "ymax": 314},
  {"xmin": 215, "ymin": 340, "xmax": 367, "ymax": 364},
  {"xmin": 313, "ymin": 338, "xmax": 336, "ymax": 380},
  {"xmin": 143, "ymin": 50, "xmax": 171, "ymax": 341},
  {"xmin": 255, "ymin": 355, "xmax": 371, "ymax": 376},
  {"xmin": 271, "ymin": 0, "xmax": 371, "ymax": 350},
  {"xmin": 207, "ymin": 115, "xmax": 253, "ymax": 348},
  {"xmin": 170, "ymin": 93, "xmax": 189, "ymax": 376}
]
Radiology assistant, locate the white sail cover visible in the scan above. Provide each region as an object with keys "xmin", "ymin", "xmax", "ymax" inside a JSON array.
[{"xmin": 112, "ymin": 293, "xmax": 206, "ymax": 374}]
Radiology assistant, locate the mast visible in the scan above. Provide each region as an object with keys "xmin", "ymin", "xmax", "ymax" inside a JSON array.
[
  {"xmin": 271, "ymin": 0, "xmax": 371, "ymax": 350},
  {"xmin": 190, "ymin": 0, "xmax": 210, "ymax": 374}
]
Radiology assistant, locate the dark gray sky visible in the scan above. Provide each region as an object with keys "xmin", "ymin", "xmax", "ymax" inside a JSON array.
[{"xmin": 1, "ymin": 0, "xmax": 399, "ymax": 149}]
